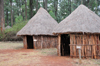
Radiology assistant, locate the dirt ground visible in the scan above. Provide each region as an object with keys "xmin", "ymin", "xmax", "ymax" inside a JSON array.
[{"xmin": 0, "ymin": 42, "xmax": 100, "ymax": 66}]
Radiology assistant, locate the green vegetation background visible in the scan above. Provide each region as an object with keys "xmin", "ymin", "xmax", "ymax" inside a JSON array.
[{"xmin": 0, "ymin": 21, "xmax": 27, "ymax": 41}]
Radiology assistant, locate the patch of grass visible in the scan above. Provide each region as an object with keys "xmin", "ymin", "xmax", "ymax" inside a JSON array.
[
  {"xmin": 91, "ymin": 59, "xmax": 100, "ymax": 65},
  {"xmin": 0, "ymin": 42, "xmax": 23, "ymax": 49},
  {"xmin": 36, "ymin": 48, "xmax": 57, "ymax": 56}
]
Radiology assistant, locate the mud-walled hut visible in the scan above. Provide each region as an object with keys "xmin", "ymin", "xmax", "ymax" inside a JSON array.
[
  {"xmin": 17, "ymin": 7, "xmax": 58, "ymax": 49},
  {"xmin": 53, "ymin": 4, "xmax": 100, "ymax": 59}
]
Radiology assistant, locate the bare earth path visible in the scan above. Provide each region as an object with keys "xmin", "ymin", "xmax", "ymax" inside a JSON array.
[
  {"xmin": 0, "ymin": 42, "xmax": 100, "ymax": 66},
  {"xmin": 0, "ymin": 49, "xmax": 73, "ymax": 66}
]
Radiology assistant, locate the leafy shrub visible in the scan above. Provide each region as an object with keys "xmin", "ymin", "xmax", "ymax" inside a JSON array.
[
  {"xmin": 0, "ymin": 20, "xmax": 28, "ymax": 41},
  {"xmin": 15, "ymin": 15, "xmax": 23, "ymax": 23},
  {"xmin": 49, "ymin": 10, "xmax": 56, "ymax": 19}
]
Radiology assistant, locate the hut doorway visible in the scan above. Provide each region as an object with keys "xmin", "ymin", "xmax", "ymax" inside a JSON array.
[
  {"xmin": 27, "ymin": 36, "xmax": 34, "ymax": 49},
  {"xmin": 61, "ymin": 34, "xmax": 70, "ymax": 56}
]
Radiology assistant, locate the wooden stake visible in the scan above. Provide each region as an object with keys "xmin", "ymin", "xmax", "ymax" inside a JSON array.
[
  {"xmin": 41, "ymin": 36, "xmax": 43, "ymax": 49},
  {"xmin": 82, "ymin": 35, "xmax": 84, "ymax": 59},
  {"xmin": 92, "ymin": 35, "xmax": 94, "ymax": 59},
  {"xmin": 94, "ymin": 35, "xmax": 97, "ymax": 59},
  {"xmin": 23, "ymin": 36, "xmax": 27, "ymax": 49},
  {"xmin": 58, "ymin": 34, "xmax": 61, "ymax": 56},
  {"xmin": 73, "ymin": 35, "xmax": 76, "ymax": 58},
  {"xmin": 79, "ymin": 49, "xmax": 82, "ymax": 64},
  {"xmin": 33, "ymin": 36, "xmax": 36, "ymax": 49}
]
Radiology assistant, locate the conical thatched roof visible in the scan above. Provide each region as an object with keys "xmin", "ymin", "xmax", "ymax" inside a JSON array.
[
  {"xmin": 53, "ymin": 4, "xmax": 100, "ymax": 34},
  {"xmin": 17, "ymin": 7, "xmax": 58, "ymax": 36}
]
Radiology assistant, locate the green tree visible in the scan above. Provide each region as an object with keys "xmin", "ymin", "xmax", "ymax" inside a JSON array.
[{"xmin": 49, "ymin": 10, "xmax": 56, "ymax": 19}]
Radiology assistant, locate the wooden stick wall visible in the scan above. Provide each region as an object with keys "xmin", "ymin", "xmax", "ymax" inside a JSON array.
[
  {"xmin": 23, "ymin": 35, "xmax": 58, "ymax": 49},
  {"xmin": 70, "ymin": 34, "xmax": 100, "ymax": 59},
  {"xmin": 33, "ymin": 35, "xmax": 58, "ymax": 49}
]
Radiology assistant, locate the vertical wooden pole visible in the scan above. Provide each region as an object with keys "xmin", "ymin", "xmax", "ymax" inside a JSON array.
[
  {"xmin": 94, "ymin": 35, "xmax": 97, "ymax": 59},
  {"xmin": 41, "ymin": 36, "xmax": 43, "ymax": 49},
  {"xmin": 88, "ymin": 35, "xmax": 91, "ymax": 58},
  {"xmin": 33, "ymin": 36, "xmax": 36, "ymax": 49},
  {"xmin": 23, "ymin": 36, "xmax": 25, "ymax": 48},
  {"xmin": 23, "ymin": 36, "xmax": 27, "ymax": 49},
  {"xmin": 92, "ymin": 34, "xmax": 94, "ymax": 59},
  {"xmin": 58, "ymin": 34, "xmax": 61, "ymax": 56},
  {"xmin": 93, "ymin": 35, "xmax": 96, "ymax": 59},
  {"xmin": 85, "ymin": 34, "xmax": 87, "ymax": 58},
  {"xmin": 83, "ymin": 34, "xmax": 85, "ymax": 59},
  {"xmin": 33, "ymin": 36, "xmax": 34, "ymax": 49},
  {"xmin": 72, "ymin": 35, "xmax": 74, "ymax": 58},
  {"xmin": 79, "ymin": 49, "xmax": 82, "ymax": 64},
  {"xmin": 86, "ymin": 35, "xmax": 89, "ymax": 58},
  {"xmin": 97, "ymin": 35, "xmax": 99, "ymax": 59},
  {"xmin": 73, "ymin": 35, "xmax": 76, "ymax": 58},
  {"xmin": 70, "ymin": 34, "xmax": 72, "ymax": 58}
]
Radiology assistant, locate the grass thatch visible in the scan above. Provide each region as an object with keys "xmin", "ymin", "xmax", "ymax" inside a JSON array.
[
  {"xmin": 17, "ymin": 7, "xmax": 58, "ymax": 36},
  {"xmin": 53, "ymin": 4, "xmax": 100, "ymax": 34}
]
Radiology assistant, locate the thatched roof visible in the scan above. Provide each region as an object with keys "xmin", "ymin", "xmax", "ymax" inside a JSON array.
[
  {"xmin": 53, "ymin": 4, "xmax": 100, "ymax": 34},
  {"xmin": 5, "ymin": 25, "xmax": 11, "ymax": 29},
  {"xmin": 17, "ymin": 7, "xmax": 58, "ymax": 36}
]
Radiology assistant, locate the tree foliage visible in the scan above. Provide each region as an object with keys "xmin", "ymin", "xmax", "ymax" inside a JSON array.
[{"xmin": 2, "ymin": 0, "xmax": 100, "ymax": 26}]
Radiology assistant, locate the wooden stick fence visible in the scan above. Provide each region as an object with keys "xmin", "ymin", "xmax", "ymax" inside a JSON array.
[{"xmin": 69, "ymin": 44, "xmax": 100, "ymax": 59}]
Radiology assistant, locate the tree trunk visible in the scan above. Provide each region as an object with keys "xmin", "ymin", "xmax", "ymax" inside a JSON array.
[
  {"xmin": 95, "ymin": 0, "xmax": 98, "ymax": 14},
  {"xmin": 72, "ymin": 0, "xmax": 77, "ymax": 11},
  {"xmin": 16, "ymin": 0, "xmax": 19, "ymax": 16},
  {"xmin": 6, "ymin": 9, "xmax": 9, "ymax": 26},
  {"xmin": 43, "ymin": 0, "xmax": 45, "ymax": 8},
  {"xmin": 19, "ymin": 0, "xmax": 22, "ymax": 15},
  {"xmin": 0, "ymin": 0, "xmax": 5, "ymax": 33},
  {"xmin": 10, "ymin": 0, "xmax": 13, "ymax": 27},
  {"xmin": 54, "ymin": 0, "xmax": 56, "ymax": 15},
  {"xmin": 36, "ymin": 0, "xmax": 38, "ymax": 11},
  {"xmin": 13, "ymin": 11, "xmax": 15, "ymax": 25},
  {"xmin": 29, "ymin": 0, "xmax": 33, "ymax": 18},
  {"xmin": 68, "ymin": 0, "xmax": 71, "ymax": 14},
  {"xmin": 83, "ymin": 0, "xmax": 85, "ymax": 5},
  {"xmin": 54, "ymin": 0, "xmax": 58, "ymax": 17},
  {"xmin": 25, "ymin": 0, "xmax": 27, "ymax": 20},
  {"xmin": 87, "ymin": 0, "xmax": 90, "ymax": 8},
  {"xmin": 81, "ymin": 0, "xmax": 83, "ymax": 4},
  {"xmin": 45, "ymin": 0, "xmax": 47, "ymax": 10},
  {"xmin": 21, "ymin": 0, "xmax": 25, "ymax": 20}
]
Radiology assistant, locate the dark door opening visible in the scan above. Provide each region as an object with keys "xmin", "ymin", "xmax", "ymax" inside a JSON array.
[
  {"xmin": 27, "ymin": 36, "xmax": 34, "ymax": 49},
  {"xmin": 61, "ymin": 34, "xmax": 70, "ymax": 56}
]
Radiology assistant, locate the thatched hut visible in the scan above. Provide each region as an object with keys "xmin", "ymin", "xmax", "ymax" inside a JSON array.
[
  {"xmin": 53, "ymin": 4, "xmax": 100, "ymax": 59},
  {"xmin": 17, "ymin": 7, "xmax": 58, "ymax": 49}
]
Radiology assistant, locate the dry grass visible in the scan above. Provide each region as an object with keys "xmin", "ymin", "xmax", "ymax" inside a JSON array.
[
  {"xmin": 0, "ymin": 41, "xmax": 23, "ymax": 49},
  {"xmin": 36, "ymin": 48, "xmax": 57, "ymax": 56},
  {"xmin": 73, "ymin": 58, "xmax": 100, "ymax": 66},
  {"xmin": 53, "ymin": 4, "xmax": 100, "ymax": 34},
  {"xmin": 17, "ymin": 7, "xmax": 58, "ymax": 36}
]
